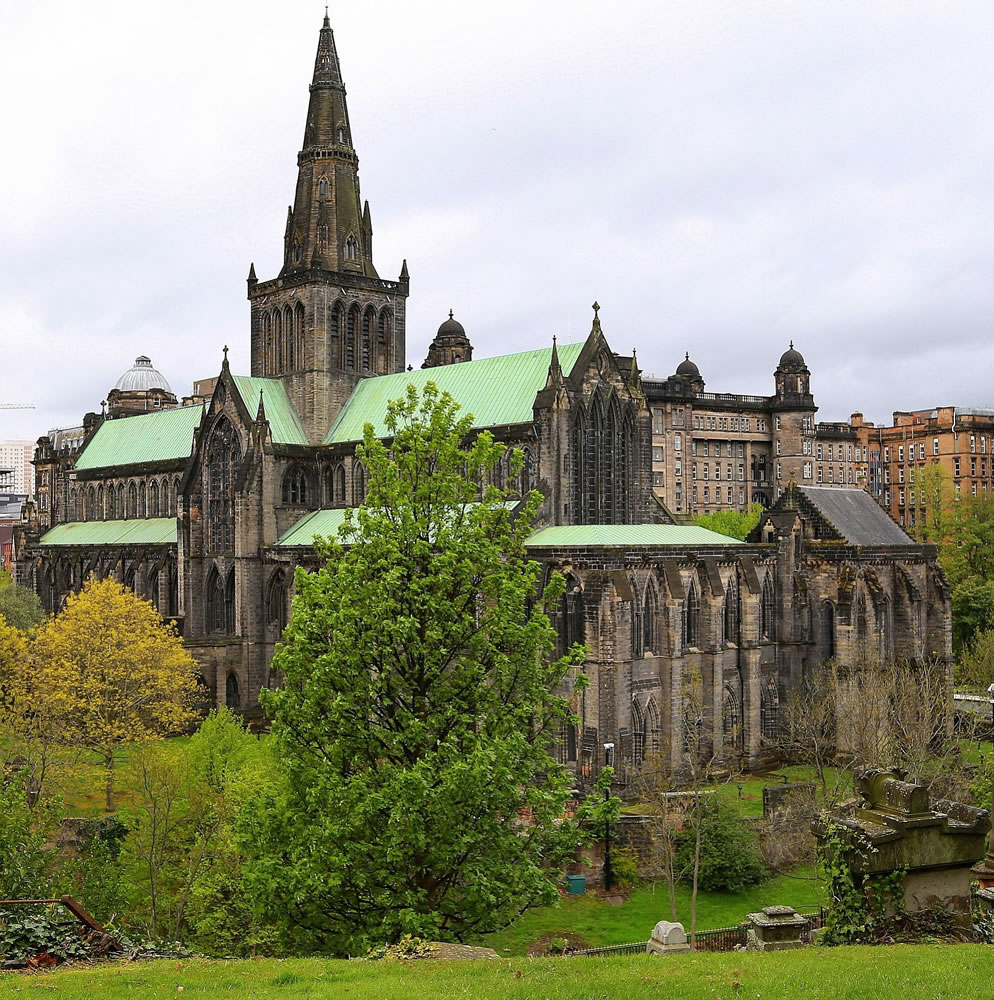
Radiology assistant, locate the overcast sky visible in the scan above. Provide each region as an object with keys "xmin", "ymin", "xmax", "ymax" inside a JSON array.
[{"xmin": 2, "ymin": 1, "xmax": 993, "ymax": 444}]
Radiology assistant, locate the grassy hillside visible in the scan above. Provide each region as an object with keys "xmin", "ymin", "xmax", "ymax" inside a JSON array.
[{"xmin": 0, "ymin": 945, "xmax": 987, "ymax": 999}]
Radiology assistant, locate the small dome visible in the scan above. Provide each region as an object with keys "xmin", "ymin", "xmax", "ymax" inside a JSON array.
[
  {"xmin": 675, "ymin": 352, "xmax": 701, "ymax": 378},
  {"xmin": 436, "ymin": 309, "xmax": 466, "ymax": 340},
  {"xmin": 113, "ymin": 355, "xmax": 172, "ymax": 393},
  {"xmin": 778, "ymin": 342, "xmax": 806, "ymax": 369}
]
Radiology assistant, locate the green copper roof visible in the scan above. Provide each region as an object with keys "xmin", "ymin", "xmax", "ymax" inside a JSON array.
[
  {"xmin": 278, "ymin": 510, "xmax": 740, "ymax": 550},
  {"xmin": 323, "ymin": 343, "xmax": 585, "ymax": 444},
  {"xmin": 75, "ymin": 406, "xmax": 204, "ymax": 471},
  {"xmin": 232, "ymin": 376, "xmax": 309, "ymax": 446},
  {"xmin": 524, "ymin": 525, "xmax": 744, "ymax": 547},
  {"xmin": 39, "ymin": 518, "xmax": 177, "ymax": 547},
  {"xmin": 277, "ymin": 508, "xmax": 351, "ymax": 546}
]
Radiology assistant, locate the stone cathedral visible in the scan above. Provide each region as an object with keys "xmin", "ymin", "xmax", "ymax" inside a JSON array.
[{"xmin": 14, "ymin": 16, "xmax": 951, "ymax": 788}]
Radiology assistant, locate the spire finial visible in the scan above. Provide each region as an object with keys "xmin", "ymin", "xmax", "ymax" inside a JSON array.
[
  {"xmin": 223, "ymin": 344, "xmax": 228, "ymax": 361},
  {"xmin": 685, "ymin": 351, "xmax": 690, "ymax": 361},
  {"xmin": 592, "ymin": 300, "xmax": 600, "ymax": 318},
  {"xmin": 323, "ymin": 5, "xmax": 330, "ymax": 27},
  {"xmin": 449, "ymin": 309, "xmax": 454, "ymax": 320},
  {"xmin": 789, "ymin": 340, "xmax": 794, "ymax": 349},
  {"xmin": 222, "ymin": 345, "xmax": 229, "ymax": 370}
]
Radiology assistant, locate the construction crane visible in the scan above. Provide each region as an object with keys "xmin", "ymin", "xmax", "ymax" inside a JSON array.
[{"xmin": 0, "ymin": 404, "xmax": 35, "ymax": 409}]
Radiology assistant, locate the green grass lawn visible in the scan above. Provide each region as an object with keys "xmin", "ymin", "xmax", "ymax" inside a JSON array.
[
  {"xmin": 1, "ymin": 946, "xmax": 989, "ymax": 1000},
  {"xmin": 479, "ymin": 867, "xmax": 823, "ymax": 955}
]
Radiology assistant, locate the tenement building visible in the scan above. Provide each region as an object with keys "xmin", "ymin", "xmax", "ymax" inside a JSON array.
[
  {"xmin": 852, "ymin": 407, "xmax": 994, "ymax": 533},
  {"xmin": 13, "ymin": 16, "xmax": 951, "ymax": 782},
  {"xmin": 644, "ymin": 348, "xmax": 867, "ymax": 517}
]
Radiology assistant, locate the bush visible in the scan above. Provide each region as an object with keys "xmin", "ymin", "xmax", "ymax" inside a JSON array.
[
  {"xmin": 609, "ymin": 849, "xmax": 640, "ymax": 890},
  {"xmin": 675, "ymin": 799, "xmax": 768, "ymax": 892}
]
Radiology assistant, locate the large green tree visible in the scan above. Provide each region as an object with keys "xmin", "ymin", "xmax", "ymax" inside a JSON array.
[{"xmin": 242, "ymin": 383, "xmax": 586, "ymax": 954}]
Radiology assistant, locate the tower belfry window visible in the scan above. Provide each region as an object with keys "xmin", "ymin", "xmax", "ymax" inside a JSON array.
[
  {"xmin": 318, "ymin": 176, "xmax": 329, "ymax": 197},
  {"xmin": 345, "ymin": 233, "xmax": 358, "ymax": 261}
]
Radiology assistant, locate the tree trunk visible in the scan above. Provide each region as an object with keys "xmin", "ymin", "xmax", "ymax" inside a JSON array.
[
  {"xmin": 690, "ymin": 796, "xmax": 701, "ymax": 950},
  {"xmin": 104, "ymin": 751, "xmax": 115, "ymax": 813}
]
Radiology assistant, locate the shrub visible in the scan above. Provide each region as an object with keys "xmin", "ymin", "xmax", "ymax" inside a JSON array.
[{"xmin": 675, "ymin": 798, "xmax": 768, "ymax": 892}]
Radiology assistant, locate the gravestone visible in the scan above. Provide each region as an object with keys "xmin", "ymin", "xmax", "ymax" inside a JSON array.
[
  {"xmin": 646, "ymin": 920, "xmax": 691, "ymax": 955},
  {"xmin": 745, "ymin": 905, "xmax": 808, "ymax": 951},
  {"xmin": 814, "ymin": 767, "xmax": 990, "ymax": 927}
]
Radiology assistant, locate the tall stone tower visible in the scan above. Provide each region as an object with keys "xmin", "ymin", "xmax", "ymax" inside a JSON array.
[
  {"xmin": 771, "ymin": 343, "xmax": 817, "ymax": 497},
  {"xmin": 247, "ymin": 14, "xmax": 409, "ymax": 442}
]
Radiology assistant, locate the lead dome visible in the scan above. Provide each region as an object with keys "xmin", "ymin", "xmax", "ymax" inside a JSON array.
[
  {"xmin": 113, "ymin": 356, "xmax": 172, "ymax": 394},
  {"xmin": 778, "ymin": 342, "xmax": 806, "ymax": 369}
]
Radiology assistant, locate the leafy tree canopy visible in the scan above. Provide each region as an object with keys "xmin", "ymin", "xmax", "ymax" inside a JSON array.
[
  {"xmin": 30, "ymin": 577, "xmax": 199, "ymax": 810},
  {"xmin": 243, "ymin": 383, "xmax": 586, "ymax": 954},
  {"xmin": 694, "ymin": 505, "xmax": 764, "ymax": 541},
  {"xmin": 0, "ymin": 575, "xmax": 45, "ymax": 632}
]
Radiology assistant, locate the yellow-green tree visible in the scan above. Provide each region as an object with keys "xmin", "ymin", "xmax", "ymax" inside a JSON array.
[
  {"xmin": 0, "ymin": 615, "xmax": 64, "ymax": 799},
  {"xmin": 31, "ymin": 578, "xmax": 198, "ymax": 811}
]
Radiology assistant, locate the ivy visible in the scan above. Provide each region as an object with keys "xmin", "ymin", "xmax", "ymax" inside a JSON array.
[{"xmin": 817, "ymin": 817, "xmax": 905, "ymax": 946}]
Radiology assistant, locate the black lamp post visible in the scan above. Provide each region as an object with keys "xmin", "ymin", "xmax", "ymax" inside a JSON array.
[{"xmin": 603, "ymin": 742, "xmax": 614, "ymax": 892}]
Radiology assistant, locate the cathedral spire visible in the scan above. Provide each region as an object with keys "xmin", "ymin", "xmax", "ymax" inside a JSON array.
[{"xmin": 281, "ymin": 14, "xmax": 375, "ymax": 278}]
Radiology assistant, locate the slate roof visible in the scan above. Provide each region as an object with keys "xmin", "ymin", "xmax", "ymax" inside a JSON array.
[
  {"xmin": 39, "ymin": 518, "xmax": 177, "ymax": 546},
  {"xmin": 74, "ymin": 406, "xmax": 204, "ymax": 471},
  {"xmin": 232, "ymin": 376, "xmax": 309, "ymax": 446},
  {"xmin": 323, "ymin": 343, "xmax": 585, "ymax": 444},
  {"xmin": 797, "ymin": 487, "xmax": 912, "ymax": 546}
]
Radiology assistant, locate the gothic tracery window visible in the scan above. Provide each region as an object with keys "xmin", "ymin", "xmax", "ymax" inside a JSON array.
[
  {"xmin": 760, "ymin": 572, "xmax": 776, "ymax": 640},
  {"xmin": 266, "ymin": 569, "xmax": 289, "ymax": 636},
  {"xmin": 206, "ymin": 418, "xmax": 241, "ymax": 553},
  {"xmin": 685, "ymin": 579, "xmax": 701, "ymax": 649},
  {"xmin": 761, "ymin": 677, "xmax": 780, "ymax": 742},
  {"xmin": 282, "ymin": 465, "xmax": 310, "ymax": 505}
]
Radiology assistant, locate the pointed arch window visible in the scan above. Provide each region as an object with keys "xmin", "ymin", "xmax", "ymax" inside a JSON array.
[
  {"xmin": 334, "ymin": 464, "xmax": 346, "ymax": 504},
  {"xmin": 206, "ymin": 566, "xmax": 225, "ymax": 633},
  {"xmin": 760, "ymin": 677, "xmax": 780, "ymax": 742},
  {"xmin": 284, "ymin": 305, "xmax": 295, "ymax": 370},
  {"xmin": 632, "ymin": 699, "xmax": 647, "ymax": 763},
  {"xmin": 346, "ymin": 305, "xmax": 359, "ymax": 370},
  {"xmin": 85, "ymin": 486, "xmax": 95, "ymax": 522},
  {"xmin": 519, "ymin": 447, "xmax": 535, "ymax": 495},
  {"xmin": 345, "ymin": 233, "xmax": 359, "ymax": 262},
  {"xmin": 282, "ymin": 465, "xmax": 311, "ymax": 506},
  {"xmin": 822, "ymin": 600, "xmax": 836, "ymax": 661},
  {"xmin": 148, "ymin": 567, "xmax": 160, "ymax": 612},
  {"xmin": 361, "ymin": 307, "xmax": 374, "ymax": 371},
  {"xmin": 685, "ymin": 579, "xmax": 701, "ymax": 649},
  {"xmin": 562, "ymin": 573, "xmax": 584, "ymax": 654},
  {"xmin": 722, "ymin": 686, "xmax": 743, "ymax": 754},
  {"xmin": 645, "ymin": 696, "xmax": 661, "ymax": 756},
  {"xmin": 225, "ymin": 672, "xmax": 240, "ymax": 709},
  {"xmin": 266, "ymin": 569, "xmax": 289, "ymax": 636},
  {"xmin": 330, "ymin": 301, "xmax": 344, "ymax": 367},
  {"xmin": 128, "ymin": 482, "xmax": 137, "ymax": 518},
  {"xmin": 318, "ymin": 175, "xmax": 329, "ymax": 197},
  {"xmin": 377, "ymin": 309, "xmax": 392, "ymax": 372},
  {"xmin": 115, "ymin": 483, "xmax": 124, "ymax": 519},
  {"xmin": 631, "ymin": 579, "xmax": 644, "ymax": 659},
  {"xmin": 225, "ymin": 568, "xmax": 236, "ymax": 635},
  {"xmin": 97, "ymin": 485, "xmax": 105, "ymax": 520},
  {"xmin": 352, "ymin": 458, "xmax": 367, "ymax": 506},
  {"xmin": 149, "ymin": 480, "xmax": 159, "ymax": 517},
  {"xmin": 642, "ymin": 584, "xmax": 657, "ymax": 655},
  {"xmin": 138, "ymin": 481, "xmax": 146, "ymax": 518},
  {"xmin": 206, "ymin": 417, "xmax": 241, "ymax": 553},
  {"xmin": 760, "ymin": 572, "xmax": 776, "ymax": 640},
  {"xmin": 167, "ymin": 560, "xmax": 178, "ymax": 617},
  {"xmin": 724, "ymin": 572, "xmax": 740, "ymax": 645}
]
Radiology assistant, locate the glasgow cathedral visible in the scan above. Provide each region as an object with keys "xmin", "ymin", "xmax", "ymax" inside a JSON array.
[{"xmin": 13, "ymin": 16, "xmax": 951, "ymax": 783}]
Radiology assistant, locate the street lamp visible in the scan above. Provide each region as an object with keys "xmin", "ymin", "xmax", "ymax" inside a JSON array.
[{"xmin": 603, "ymin": 742, "xmax": 614, "ymax": 892}]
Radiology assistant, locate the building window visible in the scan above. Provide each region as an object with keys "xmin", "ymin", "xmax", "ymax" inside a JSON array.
[
  {"xmin": 760, "ymin": 573, "xmax": 776, "ymax": 640},
  {"xmin": 206, "ymin": 419, "xmax": 240, "ymax": 553},
  {"xmin": 674, "ymin": 433, "xmax": 682, "ymax": 452},
  {"xmin": 282, "ymin": 465, "xmax": 310, "ymax": 505},
  {"xmin": 652, "ymin": 446, "xmax": 663, "ymax": 462},
  {"xmin": 933, "ymin": 438, "xmax": 939, "ymax": 456},
  {"xmin": 803, "ymin": 461, "xmax": 812, "ymax": 480},
  {"xmin": 652, "ymin": 409, "xmax": 664, "ymax": 433},
  {"xmin": 266, "ymin": 570, "xmax": 289, "ymax": 636},
  {"xmin": 675, "ymin": 459, "xmax": 682, "ymax": 476},
  {"xmin": 760, "ymin": 678, "xmax": 780, "ymax": 742},
  {"xmin": 817, "ymin": 466, "xmax": 823, "ymax": 483},
  {"xmin": 652, "ymin": 472, "xmax": 664, "ymax": 487},
  {"xmin": 685, "ymin": 580, "xmax": 700, "ymax": 649},
  {"xmin": 802, "ymin": 439, "xmax": 812, "ymax": 455}
]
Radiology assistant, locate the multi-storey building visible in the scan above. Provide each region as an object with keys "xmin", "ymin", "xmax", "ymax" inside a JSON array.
[
  {"xmin": 855, "ymin": 407, "xmax": 994, "ymax": 532},
  {"xmin": 643, "ymin": 348, "xmax": 865, "ymax": 516},
  {"xmin": 0, "ymin": 441, "xmax": 35, "ymax": 497}
]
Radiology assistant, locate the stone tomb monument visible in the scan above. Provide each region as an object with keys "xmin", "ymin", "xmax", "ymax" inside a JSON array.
[
  {"xmin": 745, "ymin": 905, "xmax": 809, "ymax": 951},
  {"xmin": 646, "ymin": 920, "xmax": 691, "ymax": 955},
  {"xmin": 815, "ymin": 767, "xmax": 990, "ymax": 926}
]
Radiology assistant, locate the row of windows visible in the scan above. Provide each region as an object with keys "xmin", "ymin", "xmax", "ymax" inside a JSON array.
[
  {"xmin": 690, "ymin": 440, "xmax": 747, "ymax": 458},
  {"xmin": 70, "ymin": 477, "xmax": 183, "ymax": 522},
  {"xmin": 260, "ymin": 302, "xmax": 306, "ymax": 375},
  {"xmin": 330, "ymin": 301, "xmax": 394, "ymax": 374},
  {"xmin": 690, "ymin": 484, "xmax": 749, "ymax": 505},
  {"xmin": 40, "ymin": 560, "xmax": 178, "ymax": 617},
  {"xmin": 691, "ymin": 414, "xmax": 767, "ymax": 432}
]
